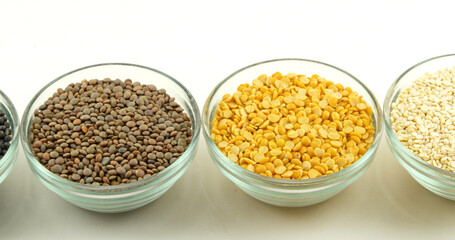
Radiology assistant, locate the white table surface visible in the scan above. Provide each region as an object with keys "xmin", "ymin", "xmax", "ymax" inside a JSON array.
[{"xmin": 1, "ymin": 1, "xmax": 455, "ymax": 239}]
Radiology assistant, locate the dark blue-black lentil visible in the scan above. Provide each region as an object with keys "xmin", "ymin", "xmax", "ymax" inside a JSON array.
[{"xmin": 0, "ymin": 109, "xmax": 12, "ymax": 159}]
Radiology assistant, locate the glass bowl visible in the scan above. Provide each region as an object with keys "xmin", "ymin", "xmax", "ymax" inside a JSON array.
[
  {"xmin": 0, "ymin": 90, "xmax": 20, "ymax": 185},
  {"xmin": 20, "ymin": 63, "xmax": 201, "ymax": 213},
  {"xmin": 384, "ymin": 54, "xmax": 455, "ymax": 200},
  {"xmin": 202, "ymin": 58, "xmax": 383, "ymax": 207}
]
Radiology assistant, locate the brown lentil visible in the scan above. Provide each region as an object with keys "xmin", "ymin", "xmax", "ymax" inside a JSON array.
[
  {"xmin": 30, "ymin": 78, "xmax": 192, "ymax": 185},
  {"xmin": 211, "ymin": 72, "xmax": 374, "ymax": 179}
]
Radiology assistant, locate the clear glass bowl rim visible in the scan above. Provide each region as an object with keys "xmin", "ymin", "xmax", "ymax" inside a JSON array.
[
  {"xmin": 384, "ymin": 53, "xmax": 455, "ymax": 179},
  {"xmin": 203, "ymin": 58, "xmax": 383, "ymax": 186},
  {"xmin": 20, "ymin": 62, "xmax": 202, "ymax": 192}
]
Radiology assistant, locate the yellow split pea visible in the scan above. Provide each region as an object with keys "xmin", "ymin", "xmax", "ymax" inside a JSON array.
[{"xmin": 211, "ymin": 72, "xmax": 374, "ymax": 179}]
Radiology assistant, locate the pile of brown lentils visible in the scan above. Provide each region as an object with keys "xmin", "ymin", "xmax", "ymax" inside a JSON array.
[{"xmin": 30, "ymin": 78, "xmax": 192, "ymax": 185}]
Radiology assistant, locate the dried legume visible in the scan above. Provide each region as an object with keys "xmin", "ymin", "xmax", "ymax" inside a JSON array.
[
  {"xmin": 0, "ymin": 109, "xmax": 12, "ymax": 160},
  {"xmin": 391, "ymin": 66, "xmax": 455, "ymax": 172},
  {"xmin": 30, "ymin": 78, "xmax": 192, "ymax": 185},
  {"xmin": 211, "ymin": 72, "xmax": 375, "ymax": 179}
]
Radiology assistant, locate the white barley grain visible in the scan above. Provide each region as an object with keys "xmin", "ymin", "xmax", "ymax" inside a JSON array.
[{"xmin": 391, "ymin": 66, "xmax": 455, "ymax": 172}]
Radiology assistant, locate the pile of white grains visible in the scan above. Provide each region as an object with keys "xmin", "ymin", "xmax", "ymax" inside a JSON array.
[{"xmin": 391, "ymin": 66, "xmax": 455, "ymax": 172}]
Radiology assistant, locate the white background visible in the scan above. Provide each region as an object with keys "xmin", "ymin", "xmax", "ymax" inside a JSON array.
[{"xmin": 1, "ymin": 0, "xmax": 455, "ymax": 239}]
